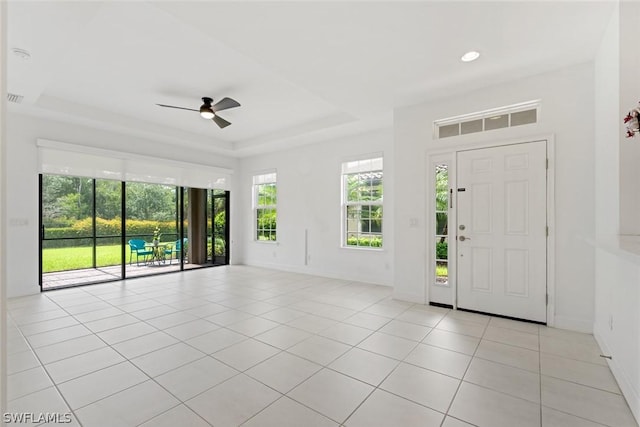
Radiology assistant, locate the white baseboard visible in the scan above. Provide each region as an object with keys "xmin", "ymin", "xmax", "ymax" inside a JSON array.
[
  {"xmin": 242, "ymin": 260, "xmax": 393, "ymax": 287},
  {"xmin": 552, "ymin": 315, "xmax": 593, "ymax": 333},
  {"xmin": 392, "ymin": 291, "xmax": 425, "ymax": 304},
  {"xmin": 7, "ymin": 287, "xmax": 40, "ymax": 299},
  {"xmin": 594, "ymin": 327, "xmax": 640, "ymax": 425}
]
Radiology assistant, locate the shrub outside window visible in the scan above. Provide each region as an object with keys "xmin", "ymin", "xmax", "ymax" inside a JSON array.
[
  {"xmin": 342, "ymin": 157, "xmax": 383, "ymax": 248},
  {"xmin": 253, "ymin": 172, "xmax": 277, "ymax": 241}
]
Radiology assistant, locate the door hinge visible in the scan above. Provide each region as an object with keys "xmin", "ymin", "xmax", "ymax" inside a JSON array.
[
  {"xmin": 546, "ymin": 226, "xmax": 549, "ymax": 237},
  {"xmin": 546, "ymin": 294, "xmax": 549, "ymax": 305},
  {"xmin": 546, "ymin": 158, "xmax": 549, "ymax": 169}
]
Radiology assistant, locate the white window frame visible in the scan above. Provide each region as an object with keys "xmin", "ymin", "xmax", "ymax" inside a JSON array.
[
  {"xmin": 253, "ymin": 171, "xmax": 277, "ymax": 242},
  {"xmin": 341, "ymin": 156, "xmax": 383, "ymax": 249}
]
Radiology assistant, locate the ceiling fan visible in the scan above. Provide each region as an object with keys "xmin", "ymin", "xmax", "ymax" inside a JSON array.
[{"xmin": 156, "ymin": 96, "xmax": 241, "ymax": 129}]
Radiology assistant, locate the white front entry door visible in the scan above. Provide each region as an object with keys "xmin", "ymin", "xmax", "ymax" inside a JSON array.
[{"xmin": 456, "ymin": 141, "xmax": 547, "ymax": 322}]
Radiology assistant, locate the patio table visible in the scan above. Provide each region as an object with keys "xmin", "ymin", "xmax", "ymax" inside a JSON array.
[{"xmin": 145, "ymin": 242, "xmax": 170, "ymax": 265}]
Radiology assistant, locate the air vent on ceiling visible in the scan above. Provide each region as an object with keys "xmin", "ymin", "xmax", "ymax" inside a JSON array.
[
  {"xmin": 433, "ymin": 100, "xmax": 540, "ymax": 139},
  {"xmin": 7, "ymin": 93, "xmax": 24, "ymax": 104}
]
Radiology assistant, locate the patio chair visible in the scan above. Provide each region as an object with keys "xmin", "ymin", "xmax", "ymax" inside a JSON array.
[
  {"xmin": 172, "ymin": 238, "xmax": 188, "ymax": 263},
  {"xmin": 128, "ymin": 239, "xmax": 153, "ymax": 266},
  {"xmin": 163, "ymin": 242, "xmax": 174, "ymax": 264}
]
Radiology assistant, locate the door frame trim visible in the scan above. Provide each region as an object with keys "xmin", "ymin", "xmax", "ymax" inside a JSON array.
[{"xmin": 425, "ymin": 134, "xmax": 556, "ymax": 326}]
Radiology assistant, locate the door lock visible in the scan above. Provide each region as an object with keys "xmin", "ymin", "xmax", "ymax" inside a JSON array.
[{"xmin": 458, "ymin": 235, "xmax": 470, "ymax": 241}]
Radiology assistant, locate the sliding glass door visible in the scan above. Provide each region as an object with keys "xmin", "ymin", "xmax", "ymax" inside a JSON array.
[
  {"xmin": 181, "ymin": 188, "xmax": 231, "ymax": 270},
  {"xmin": 40, "ymin": 174, "xmax": 229, "ymax": 290},
  {"xmin": 210, "ymin": 190, "xmax": 230, "ymax": 266},
  {"xmin": 125, "ymin": 182, "xmax": 179, "ymax": 278},
  {"xmin": 40, "ymin": 175, "xmax": 123, "ymax": 289}
]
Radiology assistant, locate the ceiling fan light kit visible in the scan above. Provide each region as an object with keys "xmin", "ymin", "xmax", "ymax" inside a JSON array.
[
  {"xmin": 157, "ymin": 96, "xmax": 241, "ymax": 129},
  {"xmin": 200, "ymin": 109, "xmax": 214, "ymax": 119}
]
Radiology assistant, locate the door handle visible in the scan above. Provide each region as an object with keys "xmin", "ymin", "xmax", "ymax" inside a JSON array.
[{"xmin": 459, "ymin": 235, "xmax": 470, "ymax": 241}]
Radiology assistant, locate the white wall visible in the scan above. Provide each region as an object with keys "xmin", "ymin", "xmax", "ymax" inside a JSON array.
[
  {"xmin": 594, "ymin": 2, "xmax": 640, "ymax": 422},
  {"xmin": 618, "ymin": 0, "xmax": 640, "ymax": 236},
  {"xmin": 6, "ymin": 113, "xmax": 239, "ymax": 298},
  {"xmin": 1, "ymin": 0, "xmax": 8, "ymax": 415},
  {"xmin": 594, "ymin": 248, "xmax": 640, "ymax": 421},
  {"xmin": 394, "ymin": 63, "xmax": 596, "ymax": 331},
  {"xmin": 238, "ymin": 129, "xmax": 394, "ymax": 286}
]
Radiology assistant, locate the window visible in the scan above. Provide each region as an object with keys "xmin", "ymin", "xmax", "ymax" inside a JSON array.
[
  {"xmin": 253, "ymin": 172, "xmax": 277, "ymax": 241},
  {"xmin": 342, "ymin": 157, "xmax": 383, "ymax": 248},
  {"xmin": 434, "ymin": 100, "xmax": 540, "ymax": 139},
  {"xmin": 434, "ymin": 164, "xmax": 449, "ymax": 286}
]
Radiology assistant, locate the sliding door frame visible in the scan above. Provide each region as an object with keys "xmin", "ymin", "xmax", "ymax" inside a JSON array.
[{"xmin": 39, "ymin": 174, "xmax": 229, "ymax": 291}]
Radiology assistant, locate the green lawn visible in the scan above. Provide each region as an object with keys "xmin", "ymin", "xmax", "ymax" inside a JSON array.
[
  {"xmin": 436, "ymin": 263, "xmax": 448, "ymax": 277},
  {"xmin": 42, "ymin": 240, "xmax": 205, "ymax": 273},
  {"xmin": 42, "ymin": 244, "xmax": 126, "ymax": 273},
  {"xmin": 43, "ymin": 242, "xmax": 182, "ymax": 273}
]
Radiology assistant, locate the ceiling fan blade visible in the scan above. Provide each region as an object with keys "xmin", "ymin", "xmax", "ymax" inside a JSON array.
[
  {"xmin": 211, "ymin": 97, "xmax": 241, "ymax": 112},
  {"xmin": 156, "ymin": 104, "xmax": 198, "ymax": 112},
  {"xmin": 212, "ymin": 115, "xmax": 232, "ymax": 129}
]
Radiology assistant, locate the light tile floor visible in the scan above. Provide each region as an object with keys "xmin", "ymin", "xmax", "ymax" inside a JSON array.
[{"xmin": 6, "ymin": 266, "xmax": 638, "ymax": 427}]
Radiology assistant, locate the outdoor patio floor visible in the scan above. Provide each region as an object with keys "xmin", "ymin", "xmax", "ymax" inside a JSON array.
[{"xmin": 42, "ymin": 262, "xmax": 203, "ymax": 290}]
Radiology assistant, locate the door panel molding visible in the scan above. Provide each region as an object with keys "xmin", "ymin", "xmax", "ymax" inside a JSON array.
[{"xmin": 457, "ymin": 141, "xmax": 547, "ymax": 322}]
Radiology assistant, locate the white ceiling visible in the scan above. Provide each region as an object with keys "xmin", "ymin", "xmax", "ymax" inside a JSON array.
[{"xmin": 7, "ymin": 1, "xmax": 615, "ymax": 157}]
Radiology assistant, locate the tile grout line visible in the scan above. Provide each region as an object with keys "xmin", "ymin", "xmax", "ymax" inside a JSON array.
[
  {"xmin": 539, "ymin": 323, "xmax": 543, "ymax": 427},
  {"xmin": 8, "ymin": 302, "xmax": 85, "ymax": 426},
  {"xmin": 440, "ymin": 313, "xmax": 487, "ymax": 422},
  {"xmin": 7, "ymin": 268, "xmax": 629, "ymax": 427},
  {"xmin": 28, "ymin": 291, "xmax": 198, "ymax": 425}
]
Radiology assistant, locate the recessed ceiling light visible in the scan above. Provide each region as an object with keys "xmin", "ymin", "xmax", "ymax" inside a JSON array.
[
  {"xmin": 461, "ymin": 51, "xmax": 480, "ymax": 62},
  {"xmin": 12, "ymin": 47, "xmax": 31, "ymax": 61}
]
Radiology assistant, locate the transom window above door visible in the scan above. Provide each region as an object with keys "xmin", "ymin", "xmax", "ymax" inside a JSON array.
[{"xmin": 434, "ymin": 100, "xmax": 540, "ymax": 139}]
